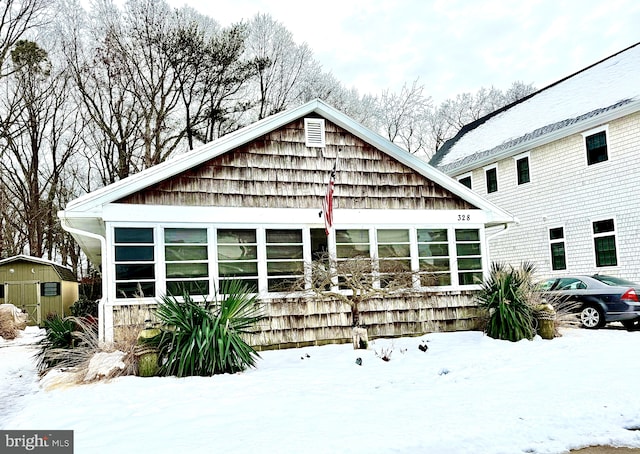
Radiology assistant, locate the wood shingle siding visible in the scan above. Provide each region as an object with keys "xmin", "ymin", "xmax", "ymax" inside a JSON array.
[{"xmin": 118, "ymin": 118, "xmax": 473, "ymax": 210}]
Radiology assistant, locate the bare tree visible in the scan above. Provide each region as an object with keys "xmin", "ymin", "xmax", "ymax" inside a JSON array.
[
  {"xmin": 246, "ymin": 13, "xmax": 314, "ymax": 119},
  {"xmin": 0, "ymin": 39, "xmax": 77, "ymax": 258}
]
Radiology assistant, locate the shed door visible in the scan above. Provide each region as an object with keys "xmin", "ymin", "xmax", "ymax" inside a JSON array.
[{"xmin": 5, "ymin": 281, "xmax": 40, "ymax": 325}]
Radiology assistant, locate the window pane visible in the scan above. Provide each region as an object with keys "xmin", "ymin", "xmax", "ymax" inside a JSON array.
[
  {"xmin": 456, "ymin": 243, "xmax": 481, "ymax": 256},
  {"xmin": 377, "ymin": 229, "xmax": 410, "ymax": 243},
  {"xmin": 266, "ymin": 245, "xmax": 303, "ymax": 259},
  {"xmin": 336, "ymin": 229, "xmax": 369, "ymax": 243},
  {"xmin": 595, "ymin": 236, "xmax": 617, "ymax": 267},
  {"xmin": 379, "ymin": 259, "xmax": 411, "ymax": 273},
  {"xmin": 267, "ymin": 261, "xmax": 304, "ymax": 276},
  {"xmin": 115, "ymin": 246, "xmax": 154, "ymax": 261},
  {"xmin": 378, "ymin": 244, "xmax": 411, "ymax": 258},
  {"xmin": 166, "ymin": 263, "xmax": 208, "ymax": 278},
  {"xmin": 419, "ymin": 258, "xmax": 450, "ymax": 272},
  {"xmin": 459, "ymin": 272, "xmax": 483, "ymax": 285},
  {"xmin": 164, "ymin": 228, "xmax": 207, "ymax": 244},
  {"xmin": 586, "ymin": 131, "xmax": 608, "ymax": 165},
  {"xmin": 549, "ymin": 227, "xmax": 564, "ymax": 240},
  {"xmin": 115, "ymin": 228, "xmax": 153, "ymax": 243},
  {"xmin": 418, "ymin": 243, "xmax": 449, "ymax": 257},
  {"xmin": 116, "ymin": 282, "xmax": 155, "ymax": 298},
  {"xmin": 165, "ymin": 245, "xmax": 208, "ymax": 261},
  {"xmin": 593, "ymin": 219, "xmax": 615, "ymax": 234},
  {"xmin": 517, "ymin": 157, "xmax": 530, "ymax": 185},
  {"xmin": 455, "ymin": 229, "xmax": 480, "ymax": 241},
  {"xmin": 458, "ymin": 258, "xmax": 482, "ymax": 271},
  {"xmin": 337, "ymin": 244, "xmax": 370, "ymax": 258},
  {"xmin": 486, "ymin": 168, "xmax": 498, "ymax": 193},
  {"xmin": 116, "ymin": 264, "xmax": 155, "ymax": 280},
  {"xmin": 551, "ymin": 243, "xmax": 566, "ymax": 270},
  {"xmin": 166, "ymin": 280, "xmax": 209, "ymax": 296},
  {"xmin": 268, "ymin": 277, "xmax": 299, "ymax": 292},
  {"xmin": 417, "ymin": 229, "xmax": 447, "ymax": 242},
  {"xmin": 266, "ymin": 229, "xmax": 302, "ymax": 243},
  {"xmin": 217, "ymin": 229, "xmax": 256, "ymax": 244},
  {"xmin": 218, "ymin": 245, "xmax": 257, "ymax": 261},
  {"xmin": 421, "ymin": 274, "xmax": 451, "ymax": 286},
  {"xmin": 218, "ymin": 262, "xmax": 258, "ymax": 277}
]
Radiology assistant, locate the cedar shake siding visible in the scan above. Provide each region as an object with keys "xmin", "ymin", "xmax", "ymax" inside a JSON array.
[{"xmin": 117, "ymin": 118, "xmax": 473, "ymax": 210}]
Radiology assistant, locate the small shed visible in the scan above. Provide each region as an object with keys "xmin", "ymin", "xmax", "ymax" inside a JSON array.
[{"xmin": 0, "ymin": 255, "xmax": 79, "ymax": 325}]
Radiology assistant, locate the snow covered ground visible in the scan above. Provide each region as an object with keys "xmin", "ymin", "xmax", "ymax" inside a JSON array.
[{"xmin": 2, "ymin": 326, "xmax": 640, "ymax": 454}]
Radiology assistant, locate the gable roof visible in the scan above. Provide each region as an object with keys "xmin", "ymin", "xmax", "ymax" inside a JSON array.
[
  {"xmin": 0, "ymin": 255, "xmax": 77, "ymax": 281},
  {"xmin": 430, "ymin": 42, "xmax": 640, "ymax": 174},
  {"xmin": 59, "ymin": 99, "xmax": 516, "ymax": 264}
]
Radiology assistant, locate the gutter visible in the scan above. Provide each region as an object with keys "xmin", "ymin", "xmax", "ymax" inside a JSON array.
[{"xmin": 59, "ymin": 215, "xmax": 108, "ymax": 344}]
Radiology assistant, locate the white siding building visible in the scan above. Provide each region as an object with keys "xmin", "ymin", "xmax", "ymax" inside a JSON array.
[{"xmin": 431, "ymin": 43, "xmax": 640, "ymax": 282}]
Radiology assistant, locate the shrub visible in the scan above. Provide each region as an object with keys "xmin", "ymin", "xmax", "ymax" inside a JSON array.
[
  {"xmin": 70, "ymin": 297, "xmax": 99, "ymax": 319},
  {"xmin": 476, "ymin": 262, "xmax": 536, "ymax": 342},
  {"xmin": 35, "ymin": 315, "xmax": 100, "ymax": 374},
  {"xmin": 155, "ymin": 280, "xmax": 265, "ymax": 377}
]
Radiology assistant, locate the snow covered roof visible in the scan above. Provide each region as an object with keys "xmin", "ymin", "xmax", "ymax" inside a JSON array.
[{"xmin": 430, "ymin": 42, "xmax": 640, "ymax": 174}]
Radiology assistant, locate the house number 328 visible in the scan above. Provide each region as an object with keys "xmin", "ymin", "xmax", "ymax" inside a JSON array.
[{"xmin": 457, "ymin": 214, "xmax": 471, "ymax": 221}]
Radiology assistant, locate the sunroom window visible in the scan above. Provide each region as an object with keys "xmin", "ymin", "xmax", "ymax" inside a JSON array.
[
  {"xmin": 377, "ymin": 229, "xmax": 411, "ymax": 288},
  {"xmin": 114, "ymin": 227, "xmax": 155, "ymax": 298},
  {"xmin": 266, "ymin": 229, "xmax": 304, "ymax": 292},
  {"xmin": 456, "ymin": 229, "xmax": 482, "ymax": 285},
  {"xmin": 417, "ymin": 228, "xmax": 451, "ymax": 286},
  {"xmin": 217, "ymin": 229, "xmax": 258, "ymax": 292},
  {"xmin": 164, "ymin": 228, "xmax": 209, "ymax": 296},
  {"xmin": 336, "ymin": 229, "xmax": 371, "ymax": 289}
]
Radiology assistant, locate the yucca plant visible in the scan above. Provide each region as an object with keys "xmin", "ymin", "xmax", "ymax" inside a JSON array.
[
  {"xmin": 155, "ymin": 280, "xmax": 265, "ymax": 377},
  {"xmin": 476, "ymin": 262, "xmax": 536, "ymax": 342}
]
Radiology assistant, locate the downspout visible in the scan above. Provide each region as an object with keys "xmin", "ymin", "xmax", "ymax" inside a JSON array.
[
  {"xmin": 486, "ymin": 222, "xmax": 511, "ymax": 241},
  {"xmin": 59, "ymin": 216, "xmax": 108, "ymax": 344}
]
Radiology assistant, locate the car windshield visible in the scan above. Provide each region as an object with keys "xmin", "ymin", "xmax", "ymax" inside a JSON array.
[{"xmin": 591, "ymin": 275, "xmax": 638, "ymax": 287}]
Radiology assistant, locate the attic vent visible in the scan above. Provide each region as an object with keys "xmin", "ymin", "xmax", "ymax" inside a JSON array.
[{"xmin": 304, "ymin": 118, "xmax": 325, "ymax": 147}]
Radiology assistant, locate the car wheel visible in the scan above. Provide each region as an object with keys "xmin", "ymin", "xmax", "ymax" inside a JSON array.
[
  {"xmin": 622, "ymin": 318, "xmax": 640, "ymax": 331},
  {"xmin": 580, "ymin": 305, "xmax": 604, "ymax": 329}
]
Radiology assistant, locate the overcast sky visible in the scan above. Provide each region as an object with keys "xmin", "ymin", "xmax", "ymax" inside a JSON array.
[{"xmin": 166, "ymin": 0, "xmax": 640, "ymax": 103}]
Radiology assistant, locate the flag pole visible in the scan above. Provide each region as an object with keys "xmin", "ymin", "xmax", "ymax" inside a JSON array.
[{"xmin": 322, "ymin": 148, "xmax": 340, "ymax": 235}]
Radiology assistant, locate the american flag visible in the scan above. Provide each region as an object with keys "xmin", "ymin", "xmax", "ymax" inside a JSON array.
[{"xmin": 322, "ymin": 157, "xmax": 338, "ymax": 235}]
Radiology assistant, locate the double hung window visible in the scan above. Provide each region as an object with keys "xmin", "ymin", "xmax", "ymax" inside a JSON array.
[{"xmin": 592, "ymin": 219, "xmax": 617, "ymax": 267}]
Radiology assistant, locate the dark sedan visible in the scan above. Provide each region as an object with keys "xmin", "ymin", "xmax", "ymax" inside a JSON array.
[{"xmin": 540, "ymin": 275, "xmax": 640, "ymax": 329}]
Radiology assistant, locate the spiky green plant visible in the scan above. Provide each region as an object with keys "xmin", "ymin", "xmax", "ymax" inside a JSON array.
[
  {"xmin": 155, "ymin": 280, "xmax": 265, "ymax": 377},
  {"xmin": 476, "ymin": 262, "xmax": 536, "ymax": 342}
]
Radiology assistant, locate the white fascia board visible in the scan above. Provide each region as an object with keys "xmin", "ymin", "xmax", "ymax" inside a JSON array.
[
  {"xmin": 103, "ymin": 204, "xmax": 494, "ymax": 226},
  {"xmin": 448, "ymin": 100, "xmax": 640, "ymax": 177}
]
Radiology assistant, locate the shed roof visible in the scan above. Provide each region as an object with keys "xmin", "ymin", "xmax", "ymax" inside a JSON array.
[
  {"xmin": 0, "ymin": 255, "xmax": 77, "ymax": 281},
  {"xmin": 430, "ymin": 42, "xmax": 640, "ymax": 174}
]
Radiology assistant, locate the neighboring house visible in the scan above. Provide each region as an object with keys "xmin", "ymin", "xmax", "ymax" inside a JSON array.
[
  {"xmin": 59, "ymin": 99, "xmax": 515, "ymax": 347},
  {"xmin": 0, "ymin": 255, "xmax": 79, "ymax": 325},
  {"xmin": 430, "ymin": 43, "xmax": 640, "ymax": 282}
]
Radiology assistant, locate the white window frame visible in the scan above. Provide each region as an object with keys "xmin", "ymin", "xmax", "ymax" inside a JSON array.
[
  {"xmin": 582, "ymin": 124, "xmax": 609, "ymax": 167},
  {"xmin": 548, "ymin": 225, "xmax": 567, "ymax": 271},
  {"xmin": 512, "ymin": 151, "xmax": 531, "ymax": 185},
  {"xmin": 483, "ymin": 164, "xmax": 498, "ymax": 194},
  {"xmin": 591, "ymin": 216, "xmax": 619, "ymax": 268},
  {"xmin": 457, "ymin": 172, "xmax": 473, "ymax": 189}
]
